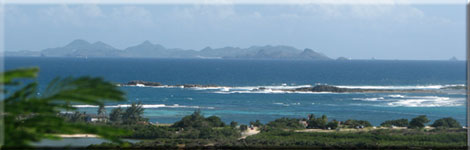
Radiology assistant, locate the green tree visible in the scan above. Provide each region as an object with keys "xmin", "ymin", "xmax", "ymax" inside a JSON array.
[
  {"xmin": 230, "ymin": 121, "xmax": 238, "ymax": 128},
  {"xmin": 306, "ymin": 114, "xmax": 329, "ymax": 129},
  {"xmin": 122, "ymin": 102, "xmax": 146, "ymax": 124},
  {"xmin": 265, "ymin": 117, "xmax": 304, "ymax": 129},
  {"xmin": 2, "ymin": 68, "xmax": 129, "ymax": 147},
  {"xmin": 319, "ymin": 115, "xmax": 328, "ymax": 129},
  {"xmin": 250, "ymin": 120, "xmax": 263, "ymax": 127},
  {"xmin": 380, "ymin": 119, "xmax": 409, "ymax": 127},
  {"xmin": 239, "ymin": 125, "xmax": 248, "ymax": 131},
  {"xmin": 431, "ymin": 117, "xmax": 461, "ymax": 128},
  {"xmin": 109, "ymin": 107, "xmax": 124, "ymax": 124},
  {"xmin": 343, "ymin": 119, "xmax": 372, "ymax": 128},
  {"xmin": 206, "ymin": 116, "xmax": 225, "ymax": 127},
  {"xmin": 308, "ymin": 114, "xmax": 315, "ymax": 120},
  {"xmin": 69, "ymin": 111, "xmax": 86, "ymax": 122},
  {"xmin": 98, "ymin": 105, "xmax": 106, "ymax": 116},
  {"xmin": 408, "ymin": 115, "xmax": 430, "ymax": 129},
  {"xmin": 326, "ymin": 120, "xmax": 339, "ymax": 129}
]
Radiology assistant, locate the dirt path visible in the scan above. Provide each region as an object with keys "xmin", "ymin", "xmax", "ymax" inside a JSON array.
[{"xmin": 239, "ymin": 127, "xmax": 260, "ymax": 139}]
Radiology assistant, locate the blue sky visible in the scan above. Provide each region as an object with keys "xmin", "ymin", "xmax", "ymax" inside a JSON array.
[{"xmin": 4, "ymin": 3, "xmax": 466, "ymax": 60}]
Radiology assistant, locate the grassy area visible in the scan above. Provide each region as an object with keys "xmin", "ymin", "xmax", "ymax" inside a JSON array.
[{"xmin": 242, "ymin": 129, "xmax": 466, "ymax": 149}]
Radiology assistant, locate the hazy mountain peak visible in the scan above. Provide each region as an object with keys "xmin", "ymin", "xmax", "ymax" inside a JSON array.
[
  {"xmin": 12, "ymin": 39, "xmax": 332, "ymax": 60},
  {"xmin": 201, "ymin": 46, "xmax": 212, "ymax": 51},
  {"xmin": 91, "ymin": 41, "xmax": 115, "ymax": 49},
  {"xmin": 303, "ymin": 48, "xmax": 315, "ymax": 53},
  {"xmin": 92, "ymin": 41, "xmax": 106, "ymax": 46},
  {"xmin": 141, "ymin": 40, "xmax": 153, "ymax": 45},
  {"xmin": 66, "ymin": 39, "xmax": 90, "ymax": 47}
]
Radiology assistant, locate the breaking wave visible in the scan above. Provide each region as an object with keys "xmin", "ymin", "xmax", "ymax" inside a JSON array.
[
  {"xmin": 352, "ymin": 94, "xmax": 464, "ymax": 107},
  {"xmin": 337, "ymin": 84, "xmax": 464, "ymax": 90},
  {"xmin": 72, "ymin": 104, "xmax": 215, "ymax": 109},
  {"xmin": 127, "ymin": 83, "xmax": 464, "ymax": 94}
]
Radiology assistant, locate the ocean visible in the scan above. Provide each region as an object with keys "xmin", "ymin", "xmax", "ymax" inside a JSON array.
[{"xmin": 5, "ymin": 57, "xmax": 466, "ymax": 125}]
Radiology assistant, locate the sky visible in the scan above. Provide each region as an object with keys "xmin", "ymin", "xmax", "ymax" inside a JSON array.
[{"xmin": 4, "ymin": 3, "xmax": 466, "ymax": 60}]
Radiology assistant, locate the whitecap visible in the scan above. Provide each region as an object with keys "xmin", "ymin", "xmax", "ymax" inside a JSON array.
[
  {"xmin": 72, "ymin": 104, "xmax": 214, "ymax": 109},
  {"xmin": 388, "ymin": 94, "xmax": 405, "ymax": 98},
  {"xmin": 273, "ymin": 102, "xmax": 290, "ymax": 106},
  {"xmin": 352, "ymin": 97, "xmax": 384, "ymax": 101},
  {"xmin": 336, "ymin": 85, "xmax": 445, "ymax": 90},
  {"xmin": 386, "ymin": 97, "xmax": 464, "ymax": 107}
]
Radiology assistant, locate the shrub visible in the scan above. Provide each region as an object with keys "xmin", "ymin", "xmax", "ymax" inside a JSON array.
[
  {"xmin": 343, "ymin": 119, "xmax": 372, "ymax": 128},
  {"xmin": 431, "ymin": 117, "xmax": 461, "ymax": 128},
  {"xmin": 408, "ymin": 115, "xmax": 430, "ymax": 129},
  {"xmin": 172, "ymin": 110, "xmax": 225, "ymax": 129},
  {"xmin": 380, "ymin": 119, "xmax": 409, "ymax": 127},
  {"xmin": 326, "ymin": 120, "xmax": 339, "ymax": 129},
  {"xmin": 265, "ymin": 117, "xmax": 305, "ymax": 129},
  {"xmin": 230, "ymin": 121, "xmax": 238, "ymax": 128},
  {"xmin": 240, "ymin": 125, "xmax": 248, "ymax": 131},
  {"xmin": 307, "ymin": 114, "xmax": 328, "ymax": 129}
]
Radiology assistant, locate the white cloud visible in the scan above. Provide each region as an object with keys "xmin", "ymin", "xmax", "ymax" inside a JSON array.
[
  {"xmin": 110, "ymin": 6, "xmax": 155, "ymax": 26},
  {"xmin": 277, "ymin": 3, "xmax": 451, "ymax": 25},
  {"xmin": 27, "ymin": 5, "xmax": 156, "ymax": 27},
  {"xmin": 37, "ymin": 4, "xmax": 105, "ymax": 26},
  {"xmin": 173, "ymin": 5, "xmax": 236, "ymax": 19}
]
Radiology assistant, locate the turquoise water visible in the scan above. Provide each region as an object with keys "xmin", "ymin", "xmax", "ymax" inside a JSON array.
[{"xmin": 5, "ymin": 57, "xmax": 466, "ymax": 125}]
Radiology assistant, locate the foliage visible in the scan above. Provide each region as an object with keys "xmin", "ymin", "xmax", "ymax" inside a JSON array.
[
  {"xmin": 380, "ymin": 119, "xmax": 409, "ymax": 127},
  {"xmin": 343, "ymin": 119, "xmax": 372, "ymax": 128},
  {"xmin": 122, "ymin": 102, "xmax": 147, "ymax": 125},
  {"xmin": 205, "ymin": 116, "xmax": 226, "ymax": 127},
  {"xmin": 240, "ymin": 125, "xmax": 248, "ymax": 131},
  {"xmin": 408, "ymin": 115, "xmax": 430, "ymax": 129},
  {"xmin": 98, "ymin": 105, "xmax": 106, "ymax": 116},
  {"xmin": 265, "ymin": 117, "xmax": 304, "ymax": 130},
  {"xmin": 60, "ymin": 111, "xmax": 87, "ymax": 123},
  {"xmin": 230, "ymin": 121, "xmax": 238, "ymax": 128},
  {"xmin": 241, "ymin": 129, "xmax": 465, "ymax": 149},
  {"xmin": 116, "ymin": 125, "xmax": 175, "ymax": 139},
  {"xmin": 249, "ymin": 120, "xmax": 263, "ymax": 127},
  {"xmin": 171, "ymin": 110, "xmax": 225, "ymax": 129},
  {"xmin": 109, "ymin": 107, "xmax": 124, "ymax": 124},
  {"xmin": 178, "ymin": 127, "xmax": 240, "ymax": 139},
  {"xmin": 307, "ymin": 114, "xmax": 329, "ymax": 129},
  {"xmin": 2, "ymin": 68, "xmax": 129, "ymax": 147},
  {"xmin": 431, "ymin": 117, "xmax": 461, "ymax": 129},
  {"xmin": 326, "ymin": 120, "xmax": 339, "ymax": 129}
]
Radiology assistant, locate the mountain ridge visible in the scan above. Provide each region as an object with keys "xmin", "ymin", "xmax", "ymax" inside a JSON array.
[{"xmin": 5, "ymin": 39, "xmax": 332, "ymax": 60}]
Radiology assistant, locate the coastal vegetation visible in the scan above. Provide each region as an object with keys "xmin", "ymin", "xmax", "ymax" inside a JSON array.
[
  {"xmin": 90, "ymin": 111, "xmax": 465, "ymax": 149},
  {"xmin": 380, "ymin": 119, "xmax": 409, "ymax": 127},
  {"xmin": 86, "ymin": 108, "xmax": 465, "ymax": 149}
]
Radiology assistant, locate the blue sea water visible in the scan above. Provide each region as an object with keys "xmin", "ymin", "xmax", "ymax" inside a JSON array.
[{"xmin": 5, "ymin": 57, "xmax": 467, "ymax": 125}]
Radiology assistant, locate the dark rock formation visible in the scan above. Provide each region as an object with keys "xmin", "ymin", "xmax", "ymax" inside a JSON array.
[{"xmin": 126, "ymin": 80, "xmax": 162, "ymax": 86}]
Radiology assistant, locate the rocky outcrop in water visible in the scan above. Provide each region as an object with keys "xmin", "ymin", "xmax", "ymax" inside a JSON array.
[
  {"xmin": 440, "ymin": 85, "xmax": 466, "ymax": 90},
  {"xmin": 286, "ymin": 85, "xmax": 436, "ymax": 93},
  {"xmin": 127, "ymin": 80, "xmax": 162, "ymax": 86}
]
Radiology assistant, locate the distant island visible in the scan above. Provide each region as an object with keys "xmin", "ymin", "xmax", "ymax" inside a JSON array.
[{"xmin": 5, "ymin": 39, "xmax": 332, "ymax": 60}]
